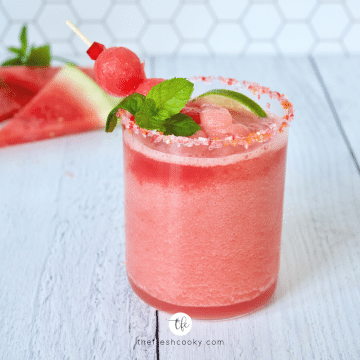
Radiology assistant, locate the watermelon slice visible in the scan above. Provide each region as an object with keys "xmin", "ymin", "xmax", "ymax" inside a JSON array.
[
  {"xmin": 0, "ymin": 66, "xmax": 96, "ymax": 122},
  {"xmin": 0, "ymin": 65, "xmax": 120, "ymax": 148},
  {"xmin": 0, "ymin": 85, "xmax": 22, "ymax": 120}
]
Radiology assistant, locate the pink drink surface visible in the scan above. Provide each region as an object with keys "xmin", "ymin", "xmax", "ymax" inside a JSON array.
[{"xmin": 123, "ymin": 120, "xmax": 289, "ymax": 319}]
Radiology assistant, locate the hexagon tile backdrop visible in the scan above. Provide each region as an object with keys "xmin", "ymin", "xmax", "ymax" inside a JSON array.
[{"xmin": 0, "ymin": 0, "xmax": 359, "ymax": 62}]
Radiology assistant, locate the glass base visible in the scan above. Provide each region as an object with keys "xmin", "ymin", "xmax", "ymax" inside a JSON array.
[{"xmin": 128, "ymin": 275, "xmax": 277, "ymax": 320}]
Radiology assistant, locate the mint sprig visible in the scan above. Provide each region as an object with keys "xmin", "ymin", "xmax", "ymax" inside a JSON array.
[
  {"xmin": 146, "ymin": 78, "xmax": 195, "ymax": 120},
  {"xmin": 117, "ymin": 92, "xmax": 146, "ymax": 115},
  {"xmin": 106, "ymin": 78, "xmax": 201, "ymax": 137},
  {"xmin": 1, "ymin": 24, "xmax": 75, "ymax": 66}
]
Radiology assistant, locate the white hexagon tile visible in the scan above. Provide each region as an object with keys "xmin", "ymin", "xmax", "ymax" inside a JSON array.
[
  {"xmin": 277, "ymin": 0, "xmax": 317, "ymax": 20},
  {"xmin": 174, "ymin": 3, "xmax": 214, "ymax": 40},
  {"xmin": 140, "ymin": 23, "xmax": 180, "ymax": 54},
  {"xmin": 71, "ymin": 0, "xmax": 111, "ymax": 20},
  {"xmin": 37, "ymin": 3, "xmax": 78, "ymax": 41},
  {"xmin": 243, "ymin": 3, "xmax": 283, "ymax": 40},
  {"xmin": 139, "ymin": 0, "xmax": 180, "ymax": 20},
  {"xmin": 106, "ymin": 3, "xmax": 147, "ymax": 40},
  {"xmin": 209, "ymin": 0, "xmax": 248, "ymax": 20},
  {"xmin": 2, "ymin": 0, "xmax": 42, "ymax": 21},
  {"xmin": 276, "ymin": 24, "xmax": 315, "ymax": 54},
  {"xmin": 208, "ymin": 23, "xmax": 247, "ymax": 54},
  {"xmin": 0, "ymin": 0, "xmax": 359, "ymax": 60},
  {"xmin": 310, "ymin": 3, "xmax": 350, "ymax": 40}
]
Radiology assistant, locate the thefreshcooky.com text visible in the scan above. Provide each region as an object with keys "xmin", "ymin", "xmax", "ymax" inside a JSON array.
[{"xmin": 136, "ymin": 339, "xmax": 224, "ymax": 347}]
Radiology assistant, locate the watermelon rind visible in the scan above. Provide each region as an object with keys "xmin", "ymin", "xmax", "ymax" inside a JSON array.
[{"xmin": 58, "ymin": 64, "xmax": 121, "ymax": 125}]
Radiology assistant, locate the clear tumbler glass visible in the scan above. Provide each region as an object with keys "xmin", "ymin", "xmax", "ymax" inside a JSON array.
[{"xmin": 122, "ymin": 76, "xmax": 294, "ymax": 320}]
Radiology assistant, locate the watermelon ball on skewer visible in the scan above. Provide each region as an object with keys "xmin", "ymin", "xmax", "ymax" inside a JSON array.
[
  {"xmin": 66, "ymin": 21, "xmax": 146, "ymax": 97},
  {"xmin": 94, "ymin": 47, "xmax": 146, "ymax": 97}
]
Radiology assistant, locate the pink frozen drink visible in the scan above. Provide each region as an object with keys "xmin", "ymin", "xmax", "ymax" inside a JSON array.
[{"xmin": 120, "ymin": 76, "xmax": 294, "ymax": 320}]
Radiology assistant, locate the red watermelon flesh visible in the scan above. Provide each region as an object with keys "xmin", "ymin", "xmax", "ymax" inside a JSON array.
[
  {"xmin": 0, "ymin": 87, "xmax": 22, "ymax": 120},
  {"xmin": 0, "ymin": 66, "xmax": 95, "ymax": 122},
  {"xmin": 0, "ymin": 65, "xmax": 118, "ymax": 148}
]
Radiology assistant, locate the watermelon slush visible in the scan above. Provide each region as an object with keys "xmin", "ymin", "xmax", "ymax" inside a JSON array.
[{"xmin": 122, "ymin": 77, "xmax": 292, "ymax": 320}]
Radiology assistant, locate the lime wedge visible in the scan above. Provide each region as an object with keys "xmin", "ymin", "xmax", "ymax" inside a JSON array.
[{"xmin": 192, "ymin": 89, "xmax": 267, "ymax": 118}]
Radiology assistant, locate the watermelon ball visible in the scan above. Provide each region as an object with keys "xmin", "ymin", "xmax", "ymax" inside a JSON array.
[
  {"xmin": 94, "ymin": 47, "xmax": 146, "ymax": 97},
  {"xmin": 134, "ymin": 78, "xmax": 165, "ymax": 96}
]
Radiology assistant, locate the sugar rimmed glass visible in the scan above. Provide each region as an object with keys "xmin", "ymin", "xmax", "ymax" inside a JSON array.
[{"xmin": 121, "ymin": 76, "xmax": 294, "ymax": 320}]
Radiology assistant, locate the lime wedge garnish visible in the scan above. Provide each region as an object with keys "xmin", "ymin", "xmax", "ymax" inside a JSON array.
[{"xmin": 192, "ymin": 89, "xmax": 267, "ymax": 118}]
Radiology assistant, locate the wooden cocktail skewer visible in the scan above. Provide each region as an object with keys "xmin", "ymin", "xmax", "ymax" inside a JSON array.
[
  {"xmin": 66, "ymin": 20, "xmax": 91, "ymax": 47},
  {"xmin": 66, "ymin": 20, "xmax": 106, "ymax": 60}
]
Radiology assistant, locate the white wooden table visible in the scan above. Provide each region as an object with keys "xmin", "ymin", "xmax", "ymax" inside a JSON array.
[{"xmin": 0, "ymin": 56, "xmax": 359, "ymax": 360}]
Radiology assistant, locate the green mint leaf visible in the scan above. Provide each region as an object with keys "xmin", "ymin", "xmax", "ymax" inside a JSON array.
[
  {"xmin": 105, "ymin": 104, "xmax": 121, "ymax": 133},
  {"xmin": 20, "ymin": 24, "xmax": 28, "ymax": 54},
  {"xmin": 2, "ymin": 23, "xmax": 71, "ymax": 67},
  {"xmin": 106, "ymin": 93, "xmax": 147, "ymax": 132},
  {"xmin": 118, "ymin": 93, "xmax": 146, "ymax": 115},
  {"xmin": 134, "ymin": 98, "xmax": 165, "ymax": 131},
  {"xmin": 135, "ymin": 110, "xmax": 166, "ymax": 132},
  {"xmin": 1, "ymin": 24, "xmax": 28, "ymax": 66},
  {"xmin": 142, "ymin": 98, "xmax": 159, "ymax": 119},
  {"xmin": 25, "ymin": 45, "xmax": 51, "ymax": 66},
  {"xmin": 155, "ymin": 108, "xmax": 171, "ymax": 122},
  {"xmin": 1, "ymin": 57, "xmax": 23, "ymax": 66},
  {"xmin": 105, "ymin": 94, "xmax": 150, "ymax": 133},
  {"xmin": 134, "ymin": 98, "xmax": 163, "ymax": 130},
  {"xmin": 163, "ymin": 113, "xmax": 201, "ymax": 136},
  {"xmin": 147, "ymin": 78, "xmax": 194, "ymax": 120},
  {"xmin": 7, "ymin": 46, "xmax": 24, "ymax": 56}
]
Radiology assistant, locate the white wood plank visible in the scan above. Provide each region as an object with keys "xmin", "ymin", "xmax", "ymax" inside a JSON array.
[
  {"xmin": 313, "ymin": 56, "xmax": 360, "ymax": 165},
  {"xmin": 0, "ymin": 130, "xmax": 157, "ymax": 359},
  {"xmin": 153, "ymin": 56, "xmax": 360, "ymax": 360}
]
